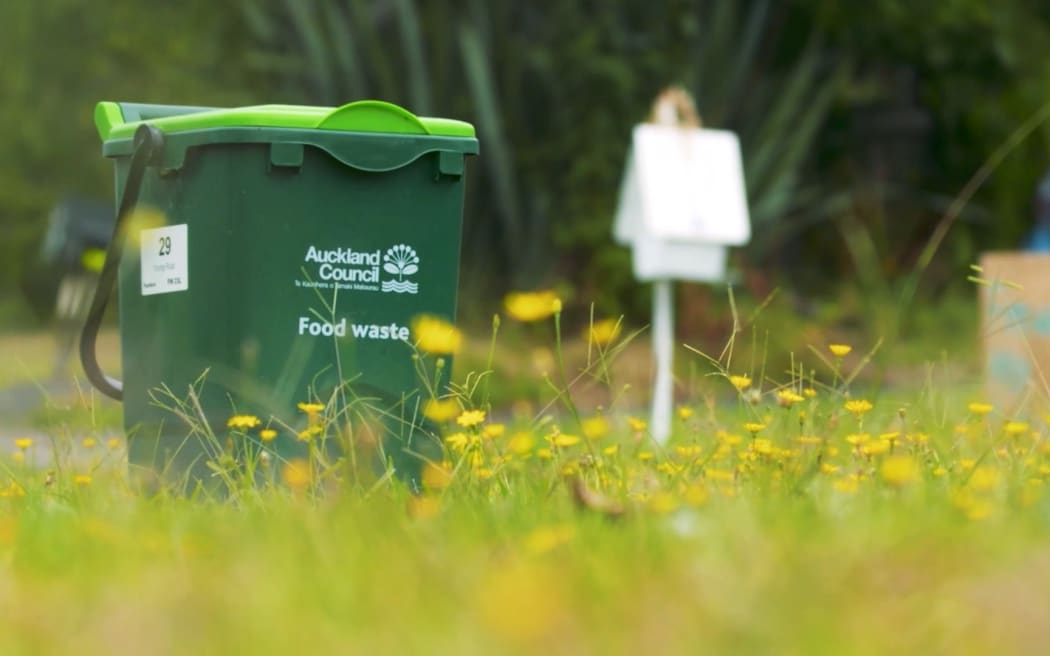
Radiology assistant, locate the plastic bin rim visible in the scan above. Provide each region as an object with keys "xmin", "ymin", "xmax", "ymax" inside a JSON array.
[{"xmin": 96, "ymin": 100, "xmax": 476, "ymax": 141}]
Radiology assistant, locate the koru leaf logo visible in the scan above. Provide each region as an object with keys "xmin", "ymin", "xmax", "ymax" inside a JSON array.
[{"xmin": 381, "ymin": 244, "xmax": 420, "ymax": 294}]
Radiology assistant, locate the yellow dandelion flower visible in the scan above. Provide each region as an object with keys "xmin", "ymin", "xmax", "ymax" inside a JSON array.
[
  {"xmin": 656, "ymin": 461, "xmax": 686, "ymax": 476},
  {"xmin": 482, "ymin": 423, "xmax": 506, "ymax": 439},
  {"xmin": 507, "ymin": 432, "xmax": 535, "ymax": 455},
  {"xmin": 803, "ymin": 387, "xmax": 817, "ymax": 398},
  {"xmin": 1004, "ymin": 421, "xmax": 1029, "ymax": 436},
  {"xmin": 422, "ymin": 462, "xmax": 453, "ymax": 490},
  {"xmin": 581, "ymin": 416, "xmax": 610, "ymax": 440},
  {"xmin": 675, "ymin": 444, "xmax": 702, "ymax": 458},
  {"xmin": 797, "ymin": 435, "xmax": 823, "ymax": 445},
  {"xmin": 411, "ymin": 314, "xmax": 463, "ymax": 354},
  {"xmin": 744, "ymin": 422, "xmax": 766, "ymax": 435},
  {"xmin": 717, "ymin": 431, "xmax": 743, "ymax": 446},
  {"xmin": 503, "ymin": 290, "xmax": 561, "ymax": 322},
  {"xmin": 259, "ymin": 429, "xmax": 277, "ymax": 442},
  {"xmin": 684, "ymin": 484, "xmax": 708, "ymax": 507},
  {"xmin": 587, "ymin": 318, "xmax": 622, "ymax": 346},
  {"xmin": 281, "ymin": 459, "xmax": 311, "ymax": 490},
  {"xmin": 296, "ymin": 402, "xmax": 325, "ymax": 416},
  {"xmin": 648, "ymin": 492, "xmax": 679, "ymax": 515},
  {"xmin": 729, "ymin": 375, "xmax": 752, "ymax": 390},
  {"xmin": 73, "ymin": 474, "xmax": 92, "ymax": 487},
  {"xmin": 968, "ymin": 402, "xmax": 994, "ymax": 416},
  {"xmin": 423, "ymin": 398, "xmax": 460, "ymax": 423},
  {"xmin": 227, "ymin": 414, "xmax": 261, "ymax": 430},
  {"xmin": 821, "ymin": 463, "xmax": 839, "ymax": 474},
  {"xmin": 627, "ymin": 416, "xmax": 647, "ymax": 433},
  {"xmin": 777, "ymin": 389, "xmax": 805, "ymax": 406},
  {"xmin": 81, "ymin": 438, "xmax": 97, "ymax": 449},
  {"xmin": 637, "ymin": 451, "xmax": 654, "ymax": 461},
  {"xmin": 752, "ymin": 439, "xmax": 774, "ymax": 455},
  {"xmin": 861, "ymin": 440, "xmax": 890, "ymax": 457},
  {"xmin": 14, "ymin": 438, "xmax": 32, "ymax": 451},
  {"xmin": 106, "ymin": 438, "xmax": 121, "ymax": 450},
  {"xmin": 678, "ymin": 406, "xmax": 695, "ymax": 420},
  {"xmin": 880, "ymin": 455, "xmax": 918, "ymax": 486},
  {"xmin": 932, "ymin": 466, "xmax": 948, "ymax": 477},
  {"xmin": 829, "ymin": 344, "xmax": 852, "ymax": 357},
  {"xmin": 536, "ymin": 448, "xmax": 553, "ymax": 459},
  {"xmin": 969, "ymin": 466, "xmax": 1000, "ymax": 492},
  {"xmin": 953, "ymin": 491, "xmax": 993, "ymax": 521},
  {"xmin": 602, "ymin": 444, "xmax": 619, "ymax": 456},
  {"xmin": 844, "ymin": 399, "xmax": 873, "ymax": 416},
  {"xmin": 406, "ymin": 495, "xmax": 442, "ymax": 520},
  {"xmin": 845, "ymin": 433, "xmax": 870, "ymax": 446},
  {"xmin": 296, "ymin": 424, "xmax": 322, "ymax": 442},
  {"xmin": 444, "ymin": 432, "xmax": 470, "ymax": 451},
  {"xmin": 879, "ymin": 431, "xmax": 901, "ymax": 445},
  {"xmin": 960, "ymin": 458, "xmax": 976, "ymax": 470},
  {"xmin": 456, "ymin": 409, "xmax": 486, "ymax": 428},
  {"xmin": 550, "ymin": 433, "xmax": 581, "ymax": 448}
]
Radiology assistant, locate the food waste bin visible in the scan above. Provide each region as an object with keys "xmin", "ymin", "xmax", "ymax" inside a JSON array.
[{"xmin": 81, "ymin": 100, "xmax": 478, "ymax": 489}]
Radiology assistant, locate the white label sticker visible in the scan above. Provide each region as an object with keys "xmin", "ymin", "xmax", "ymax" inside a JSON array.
[{"xmin": 140, "ymin": 224, "xmax": 188, "ymax": 296}]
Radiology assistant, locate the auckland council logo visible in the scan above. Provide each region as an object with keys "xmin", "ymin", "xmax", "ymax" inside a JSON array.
[{"xmin": 381, "ymin": 244, "xmax": 419, "ymax": 294}]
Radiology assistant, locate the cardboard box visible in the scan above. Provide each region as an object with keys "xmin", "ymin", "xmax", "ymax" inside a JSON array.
[{"xmin": 979, "ymin": 252, "xmax": 1050, "ymax": 414}]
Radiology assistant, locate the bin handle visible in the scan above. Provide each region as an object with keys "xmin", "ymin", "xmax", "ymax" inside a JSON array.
[{"xmin": 80, "ymin": 124, "xmax": 165, "ymax": 402}]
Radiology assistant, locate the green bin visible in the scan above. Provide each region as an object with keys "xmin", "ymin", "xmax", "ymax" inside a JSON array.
[{"xmin": 81, "ymin": 100, "xmax": 478, "ymax": 490}]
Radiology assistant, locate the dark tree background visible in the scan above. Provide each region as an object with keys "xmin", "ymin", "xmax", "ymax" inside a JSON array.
[{"xmin": 1, "ymin": 0, "xmax": 1048, "ymax": 325}]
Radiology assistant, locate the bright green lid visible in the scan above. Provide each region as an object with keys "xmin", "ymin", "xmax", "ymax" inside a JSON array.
[{"xmin": 95, "ymin": 100, "xmax": 475, "ymax": 141}]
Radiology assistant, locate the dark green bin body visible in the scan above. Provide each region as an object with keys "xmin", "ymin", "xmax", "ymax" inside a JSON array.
[{"xmin": 96, "ymin": 101, "xmax": 478, "ymax": 487}]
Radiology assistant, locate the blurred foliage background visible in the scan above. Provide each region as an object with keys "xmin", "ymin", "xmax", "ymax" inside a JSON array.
[{"xmin": 1, "ymin": 0, "xmax": 1049, "ymax": 328}]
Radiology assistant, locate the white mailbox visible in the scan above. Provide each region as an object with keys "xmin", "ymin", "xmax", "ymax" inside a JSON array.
[
  {"xmin": 613, "ymin": 98, "xmax": 752, "ymax": 443},
  {"xmin": 614, "ymin": 124, "xmax": 751, "ymax": 281}
]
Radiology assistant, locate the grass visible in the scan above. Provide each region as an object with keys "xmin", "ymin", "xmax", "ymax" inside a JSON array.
[{"xmin": 0, "ymin": 288, "xmax": 1046, "ymax": 654}]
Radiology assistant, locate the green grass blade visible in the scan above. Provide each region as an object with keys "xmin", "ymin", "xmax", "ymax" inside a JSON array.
[
  {"xmin": 393, "ymin": 0, "xmax": 431, "ymax": 114},
  {"xmin": 458, "ymin": 23, "xmax": 523, "ymax": 265}
]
